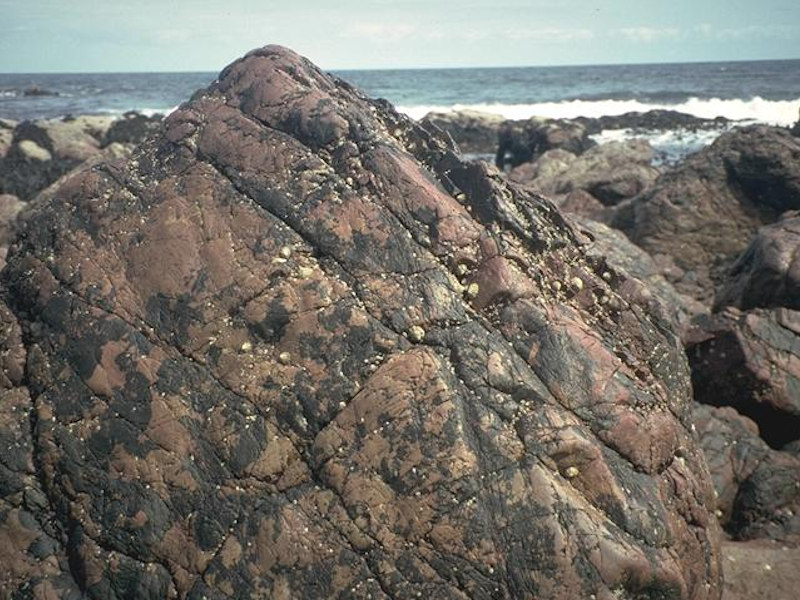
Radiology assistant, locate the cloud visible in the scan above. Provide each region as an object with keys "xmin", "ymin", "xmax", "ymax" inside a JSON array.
[
  {"xmin": 617, "ymin": 27, "xmax": 682, "ymax": 43},
  {"xmin": 696, "ymin": 24, "xmax": 798, "ymax": 40},
  {"xmin": 341, "ymin": 22, "xmax": 418, "ymax": 42},
  {"xmin": 504, "ymin": 27, "xmax": 594, "ymax": 42}
]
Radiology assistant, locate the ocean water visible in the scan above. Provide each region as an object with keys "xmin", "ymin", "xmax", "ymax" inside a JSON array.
[
  {"xmin": 1, "ymin": 59, "xmax": 798, "ymax": 163},
  {"xmin": 1, "ymin": 59, "xmax": 798, "ymax": 124}
]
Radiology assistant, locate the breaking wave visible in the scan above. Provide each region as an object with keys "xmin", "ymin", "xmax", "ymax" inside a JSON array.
[{"xmin": 398, "ymin": 96, "xmax": 800, "ymax": 126}]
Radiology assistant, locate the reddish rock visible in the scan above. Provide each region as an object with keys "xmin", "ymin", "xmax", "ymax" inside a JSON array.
[
  {"xmin": 715, "ymin": 212, "xmax": 800, "ymax": 312},
  {"xmin": 0, "ymin": 45, "xmax": 721, "ymax": 599},
  {"xmin": 693, "ymin": 404, "xmax": 800, "ymax": 542},
  {"xmin": 687, "ymin": 308, "xmax": 800, "ymax": 449},
  {"xmin": 613, "ymin": 126, "xmax": 800, "ymax": 304}
]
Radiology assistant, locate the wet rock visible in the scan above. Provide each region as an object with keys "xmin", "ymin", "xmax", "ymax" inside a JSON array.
[
  {"xmin": 0, "ymin": 115, "xmax": 115, "ymax": 200},
  {"xmin": 693, "ymin": 404, "xmax": 800, "ymax": 541},
  {"xmin": 22, "ymin": 85, "xmax": 59, "ymax": 97},
  {"xmin": 613, "ymin": 126, "xmax": 800, "ymax": 304},
  {"xmin": 0, "ymin": 45, "xmax": 721, "ymax": 599},
  {"xmin": 496, "ymin": 117, "xmax": 596, "ymax": 170},
  {"xmin": 576, "ymin": 110, "xmax": 730, "ymax": 134},
  {"xmin": 511, "ymin": 139, "xmax": 659, "ymax": 206},
  {"xmin": 687, "ymin": 308, "xmax": 800, "ymax": 449},
  {"xmin": 714, "ymin": 212, "xmax": 800, "ymax": 312},
  {"xmin": 422, "ymin": 110, "xmax": 504, "ymax": 155},
  {"xmin": 102, "ymin": 111, "xmax": 164, "ymax": 147},
  {"xmin": 721, "ymin": 540, "xmax": 800, "ymax": 600}
]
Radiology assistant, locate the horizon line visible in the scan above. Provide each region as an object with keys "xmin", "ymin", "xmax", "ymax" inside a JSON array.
[{"xmin": 2, "ymin": 55, "xmax": 799, "ymax": 77}]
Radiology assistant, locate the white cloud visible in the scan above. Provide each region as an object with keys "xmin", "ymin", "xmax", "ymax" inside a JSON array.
[
  {"xmin": 342, "ymin": 22, "xmax": 418, "ymax": 42},
  {"xmin": 702, "ymin": 25, "xmax": 798, "ymax": 40},
  {"xmin": 504, "ymin": 27, "xmax": 594, "ymax": 42},
  {"xmin": 617, "ymin": 27, "xmax": 682, "ymax": 43}
]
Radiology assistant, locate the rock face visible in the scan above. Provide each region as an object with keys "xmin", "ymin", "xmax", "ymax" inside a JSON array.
[
  {"xmin": 693, "ymin": 404, "xmax": 800, "ymax": 542},
  {"xmin": 0, "ymin": 45, "xmax": 721, "ymax": 599},
  {"xmin": 572, "ymin": 217, "xmax": 706, "ymax": 335},
  {"xmin": 496, "ymin": 117, "xmax": 596, "ymax": 170},
  {"xmin": 714, "ymin": 213, "xmax": 800, "ymax": 312},
  {"xmin": 686, "ymin": 308, "xmax": 800, "ymax": 449},
  {"xmin": 422, "ymin": 110, "xmax": 505, "ymax": 156},
  {"xmin": 613, "ymin": 126, "xmax": 800, "ymax": 303},
  {"xmin": 510, "ymin": 140, "xmax": 659, "ymax": 206}
]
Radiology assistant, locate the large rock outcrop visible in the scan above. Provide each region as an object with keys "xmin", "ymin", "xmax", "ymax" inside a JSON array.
[
  {"xmin": 613, "ymin": 126, "xmax": 800, "ymax": 303},
  {"xmin": 0, "ymin": 45, "xmax": 721, "ymax": 599}
]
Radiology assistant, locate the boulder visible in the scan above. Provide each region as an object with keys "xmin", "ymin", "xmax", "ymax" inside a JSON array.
[
  {"xmin": 686, "ymin": 308, "xmax": 800, "ymax": 449},
  {"xmin": 576, "ymin": 110, "xmax": 730, "ymax": 134},
  {"xmin": 421, "ymin": 110, "xmax": 504, "ymax": 156},
  {"xmin": 714, "ymin": 212, "xmax": 800, "ymax": 311},
  {"xmin": 693, "ymin": 404, "xmax": 800, "ymax": 542},
  {"xmin": 0, "ymin": 45, "xmax": 722, "ymax": 599},
  {"xmin": 613, "ymin": 126, "xmax": 800, "ymax": 303},
  {"xmin": 558, "ymin": 189, "xmax": 615, "ymax": 223},
  {"xmin": 102, "ymin": 111, "xmax": 164, "ymax": 147},
  {"xmin": 496, "ymin": 117, "xmax": 596, "ymax": 170},
  {"xmin": 0, "ymin": 118, "xmax": 15, "ymax": 158},
  {"xmin": 511, "ymin": 140, "xmax": 659, "ymax": 206}
]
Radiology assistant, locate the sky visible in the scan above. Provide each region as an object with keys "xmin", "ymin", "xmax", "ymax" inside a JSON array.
[{"xmin": 2, "ymin": 0, "xmax": 799, "ymax": 73}]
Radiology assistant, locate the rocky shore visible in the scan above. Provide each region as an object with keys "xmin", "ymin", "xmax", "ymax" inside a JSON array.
[{"xmin": 0, "ymin": 47, "xmax": 798, "ymax": 599}]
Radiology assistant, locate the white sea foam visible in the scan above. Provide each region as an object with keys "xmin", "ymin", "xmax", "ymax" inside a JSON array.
[
  {"xmin": 96, "ymin": 106, "xmax": 179, "ymax": 118},
  {"xmin": 591, "ymin": 127, "xmax": 735, "ymax": 166},
  {"xmin": 398, "ymin": 96, "xmax": 800, "ymax": 126}
]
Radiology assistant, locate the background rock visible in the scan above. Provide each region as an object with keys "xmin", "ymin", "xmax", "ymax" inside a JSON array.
[
  {"xmin": 714, "ymin": 212, "xmax": 800, "ymax": 311},
  {"xmin": 102, "ymin": 111, "xmax": 164, "ymax": 147},
  {"xmin": 496, "ymin": 117, "xmax": 596, "ymax": 170},
  {"xmin": 613, "ymin": 126, "xmax": 800, "ymax": 303},
  {"xmin": 693, "ymin": 404, "xmax": 800, "ymax": 542},
  {"xmin": 687, "ymin": 308, "xmax": 800, "ymax": 449},
  {"xmin": 511, "ymin": 139, "xmax": 659, "ymax": 206},
  {"xmin": 422, "ymin": 110, "xmax": 504, "ymax": 155}
]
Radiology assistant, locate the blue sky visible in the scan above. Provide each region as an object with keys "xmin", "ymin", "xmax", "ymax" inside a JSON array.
[{"xmin": 2, "ymin": 0, "xmax": 799, "ymax": 72}]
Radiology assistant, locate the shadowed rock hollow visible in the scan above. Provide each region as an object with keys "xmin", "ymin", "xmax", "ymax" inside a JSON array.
[{"xmin": 0, "ymin": 46, "xmax": 721, "ymax": 599}]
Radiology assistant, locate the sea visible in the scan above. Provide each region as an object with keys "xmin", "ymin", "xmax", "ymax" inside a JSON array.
[{"xmin": 2, "ymin": 59, "xmax": 799, "ymax": 163}]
